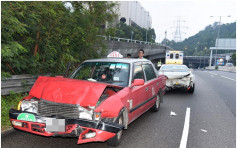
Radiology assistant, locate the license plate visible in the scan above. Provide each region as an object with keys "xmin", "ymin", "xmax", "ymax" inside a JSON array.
[
  {"xmin": 17, "ymin": 113, "xmax": 36, "ymax": 122},
  {"xmin": 45, "ymin": 118, "xmax": 65, "ymax": 132}
]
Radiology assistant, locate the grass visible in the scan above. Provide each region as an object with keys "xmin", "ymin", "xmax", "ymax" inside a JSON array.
[{"xmin": 1, "ymin": 92, "xmax": 28, "ymax": 132}]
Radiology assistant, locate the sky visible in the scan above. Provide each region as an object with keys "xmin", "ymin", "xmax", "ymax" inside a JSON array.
[{"xmin": 139, "ymin": 0, "xmax": 236, "ymax": 43}]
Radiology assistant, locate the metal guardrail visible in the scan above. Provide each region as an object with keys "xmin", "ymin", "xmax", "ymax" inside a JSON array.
[
  {"xmin": 96, "ymin": 35, "xmax": 172, "ymax": 48},
  {"xmin": 1, "ymin": 74, "xmax": 51, "ymax": 95}
]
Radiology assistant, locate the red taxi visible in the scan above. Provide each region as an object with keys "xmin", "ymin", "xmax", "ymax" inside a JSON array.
[{"xmin": 9, "ymin": 58, "xmax": 166, "ymax": 146}]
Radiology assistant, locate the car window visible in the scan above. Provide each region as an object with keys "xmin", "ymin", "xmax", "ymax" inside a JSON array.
[
  {"xmin": 160, "ymin": 65, "xmax": 189, "ymax": 72},
  {"xmin": 142, "ymin": 64, "xmax": 156, "ymax": 81},
  {"xmin": 133, "ymin": 64, "xmax": 144, "ymax": 81},
  {"xmin": 70, "ymin": 62, "xmax": 130, "ymax": 87},
  {"xmin": 175, "ymin": 53, "xmax": 179, "ymax": 59},
  {"xmin": 170, "ymin": 53, "xmax": 174, "ymax": 59}
]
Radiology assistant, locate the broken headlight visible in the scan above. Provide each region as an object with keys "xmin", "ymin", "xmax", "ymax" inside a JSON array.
[
  {"xmin": 78, "ymin": 106, "xmax": 93, "ymax": 120},
  {"xmin": 20, "ymin": 99, "xmax": 39, "ymax": 114},
  {"xmin": 93, "ymin": 112, "xmax": 101, "ymax": 121}
]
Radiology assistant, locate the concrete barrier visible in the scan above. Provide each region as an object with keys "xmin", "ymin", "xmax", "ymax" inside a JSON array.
[{"xmin": 206, "ymin": 66, "xmax": 236, "ymax": 73}]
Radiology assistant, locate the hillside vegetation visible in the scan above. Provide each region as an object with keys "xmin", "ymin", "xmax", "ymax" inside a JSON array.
[{"xmin": 163, "ymin": 22, "xmax": 236, "ymax": 56}]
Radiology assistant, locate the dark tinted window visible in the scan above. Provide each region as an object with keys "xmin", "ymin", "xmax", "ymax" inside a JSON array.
[
  {"xmin": 142, "ymin": 64, "xmax": 156, "ymax": 81},
  {"xmin": 170, "ymin": 53, "xmax": 174, "ymax": 59},
  {"xmin": 133, "ymin": 65, "xmax": 144, "ymax": 80},
  {"xmin": 175, "ymin": 53, "xmax": 179, "ymax": 59}
]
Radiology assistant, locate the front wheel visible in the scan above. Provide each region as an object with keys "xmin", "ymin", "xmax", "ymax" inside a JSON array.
[
  {"xmin": 107, "ymin": 113, "xmax": 123, "ymax": 147},
  {"xmin": 151, "ymin": 93, "xmax": 161, "ymax": 112},
  {"xmin": 188, "ymin": 83, "xmax": 195, "ymax": 94}
]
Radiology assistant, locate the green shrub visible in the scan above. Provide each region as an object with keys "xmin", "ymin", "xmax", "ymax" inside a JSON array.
[{"xmin": 1, "ymin": 92, "xmax": 27, "ymax": 131}]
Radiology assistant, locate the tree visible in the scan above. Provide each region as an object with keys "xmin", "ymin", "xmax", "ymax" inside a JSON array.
[
  {"xmin": 166, "ymin": 22, "xmax": 236, "ymax": 56},
  {"xmin": 232, "ymin": 52, "xmax": 236, "ymax": 66},
  {"xmin": 115, "ymin": 22, "xmax": 156, "ymax": 43},
  {"xmin": 1, "ymin": 1, "xmax": 118, "ymax": 76}
]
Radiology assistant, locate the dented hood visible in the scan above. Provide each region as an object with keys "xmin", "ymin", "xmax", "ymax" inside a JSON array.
[{"xmin": 29, "ymin": 76, "xmax": 107, "ymax": 106}]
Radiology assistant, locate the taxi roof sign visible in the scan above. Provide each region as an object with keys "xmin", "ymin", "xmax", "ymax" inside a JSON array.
[{"xmin": 107, "ymin": 51, "xmax": 123, "ymax": 58}]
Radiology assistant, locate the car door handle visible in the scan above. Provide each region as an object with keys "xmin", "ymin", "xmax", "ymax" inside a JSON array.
[{"xmin": 145, "ymin": 87, "xmax": 148, "ymax": 91}]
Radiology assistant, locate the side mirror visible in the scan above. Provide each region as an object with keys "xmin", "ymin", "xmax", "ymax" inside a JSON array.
[{"xmin": 131, "ymin": 79, "xmax": 144, "ymax": 87}]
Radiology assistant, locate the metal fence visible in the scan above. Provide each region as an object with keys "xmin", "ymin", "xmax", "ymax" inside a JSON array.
[
  {"xmin": 96, "ymin": 35, "xmax": 171, "ymax": 47},
  {"xmin": 1, "ymin": 74, "xmax": 51, "ymax": 95}
]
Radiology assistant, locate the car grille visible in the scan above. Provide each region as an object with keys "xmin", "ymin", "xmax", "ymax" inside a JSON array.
[{"xmin": 37, "ymin": 99, "xmax": 79, "ymax": 119}]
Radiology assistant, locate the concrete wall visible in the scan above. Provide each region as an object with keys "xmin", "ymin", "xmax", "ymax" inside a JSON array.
[
  {"xmin": 104, "ymin": 40, "xmax": 169, "ymax": 58},
  {"xmin": 118, "ymin": 1, "xmax": 152, "ymax": 29}
]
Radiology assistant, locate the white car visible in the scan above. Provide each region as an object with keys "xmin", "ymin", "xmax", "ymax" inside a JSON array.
[{"xmin": 158, "ymin": 64, "xmax": 195, "ymax": 93}]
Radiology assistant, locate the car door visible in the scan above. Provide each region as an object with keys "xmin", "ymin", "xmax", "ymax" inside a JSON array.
[
  {"xmin": 128, "ymin": 62, "xmax": 147, "ymax": 123},
  {"xmin": 141, "ymin": 63, "xmax": 158, "ymax": 111}
]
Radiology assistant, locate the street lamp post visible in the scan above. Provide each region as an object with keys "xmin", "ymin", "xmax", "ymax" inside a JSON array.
[
  {"xmin": 210, "ymin": 15, "xmax": 231, "ymax": 66},
  {"xmin": 164, "ymin": 31, "xmax": 167, "ymax": 46},
  {"xmin": 131, "ymin": 31, "xmax": 134, "ymax": 41},
  {"xmin": 146, "ymin": 30, "xmax": 148, "ymax": 43}
]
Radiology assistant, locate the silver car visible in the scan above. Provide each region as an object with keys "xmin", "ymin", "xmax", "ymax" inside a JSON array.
[{"xmin": 158, "ymin": 64, "xmax": 195, "ymax": 94}]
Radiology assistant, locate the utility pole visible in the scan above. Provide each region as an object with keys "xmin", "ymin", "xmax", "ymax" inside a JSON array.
[
  {"xmin": 210, "ymin": 15, "xmax": 231, "ymax": 66},
  {"xmin": 164, "ymin": 31, "xmax": 167, "ymax": 46}
]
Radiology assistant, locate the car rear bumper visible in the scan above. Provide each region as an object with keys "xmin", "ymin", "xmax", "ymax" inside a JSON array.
[
  {"xmin": 9, "ymin": 109, "xmax": 123, "ymax": 144},
  {"xmin": 166, "ymin": 79, "xmax": 192, "ymax": 88}
]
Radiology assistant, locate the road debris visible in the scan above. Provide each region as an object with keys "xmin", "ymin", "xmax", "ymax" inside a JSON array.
[
  {"xmin": 201, "ymin": 129, "xmax": 207, "ymax": 133},
  {"xmin": 170, "ymin": 111, "xmax": 177, "ymax": 116}
]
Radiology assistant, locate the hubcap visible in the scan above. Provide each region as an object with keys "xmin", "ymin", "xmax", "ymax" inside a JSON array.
[
  {"xmin": 117, "ymin": 117, "xmax": 123, "ymax": 139},
  {"xmin": 156, "ymin": 95, "xmax": 160, "ymax": 108}
]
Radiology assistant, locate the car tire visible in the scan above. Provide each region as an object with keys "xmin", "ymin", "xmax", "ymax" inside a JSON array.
[
  {"xmin": 188, "ymin": 83, "xmax": 195, "ymax": 94},
  {"xmin": 151, "ymin": 92, "xmax": 161, "ymax": 112},
  {"xmin": 107, "ymin": 112, "xmax": 123, "ymax": 147}
]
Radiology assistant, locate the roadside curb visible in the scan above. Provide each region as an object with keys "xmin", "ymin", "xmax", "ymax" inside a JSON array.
[
  {"xmin": 204, "ymin": 69, "xmax": 236, "ymax": 73},
  {"xmin": 1, "ymin": 128, "xmax": 15, "ymax": 137}
]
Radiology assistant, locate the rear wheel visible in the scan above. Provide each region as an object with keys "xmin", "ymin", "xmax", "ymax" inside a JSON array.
[
  {"xmin": 188, "ymin": 83, "xmax": 195, "ymax": 94},
  {"xmin": 107, "ymin": 113, "xmax": 123, "ymax": 147},
  {"xmin": 151, "ymin": 92, "xmax": 161, "ymax": 112}
]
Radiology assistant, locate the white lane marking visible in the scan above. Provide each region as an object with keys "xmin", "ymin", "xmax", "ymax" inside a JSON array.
[
  {"xmin": 209, "ymin": 72, "xmax": 217, "ymax": 75},
  {"xmin": 179, "ymin": 107, "xmax": 191, "ymax": 148},
  {"xmin": 221, "ymin": 76, "xmax": 236, "ymax": 81}
]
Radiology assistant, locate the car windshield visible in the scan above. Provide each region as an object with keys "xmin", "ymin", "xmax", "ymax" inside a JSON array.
[
  {"xmin": 70, "ymin": 62, "xmax": 130, "ymax": 87},
  {"xmin": 160, "ymin": 65, "xmax": 189, "ymax": 72}
]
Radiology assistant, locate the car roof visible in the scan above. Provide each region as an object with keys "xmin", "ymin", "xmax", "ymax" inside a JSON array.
[
  {"xmin": 84, "ymin": 58, "xmax": 150, "ymax": 64},
  {"xmin": 161, "ymin": 64, "xmax": 187, "ymax": 66}
]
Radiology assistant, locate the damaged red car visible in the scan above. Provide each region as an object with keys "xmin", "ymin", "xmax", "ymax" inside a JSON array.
[{"xmin": 9, "ymin": 58, "xmax": 166, "ymax": 146}]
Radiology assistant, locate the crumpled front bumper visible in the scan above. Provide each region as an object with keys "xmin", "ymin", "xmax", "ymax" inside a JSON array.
[
  {"xmin": 9, "ymin": 109, "xmax": 123, "ymax": 144},
  {"xmin": 166, "ymin": 78, "xmax": 193, "ymax": 90}
]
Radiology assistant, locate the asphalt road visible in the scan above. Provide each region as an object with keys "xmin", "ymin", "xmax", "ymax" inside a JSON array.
[{"xmin": 2, "ymin": 70, "xmax": 236, "ymax": 148}]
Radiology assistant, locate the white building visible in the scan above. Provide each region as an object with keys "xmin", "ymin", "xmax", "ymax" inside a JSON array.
[{"xmin": 117, "ymin": 1, "xmax": 152, "ymax": 29}]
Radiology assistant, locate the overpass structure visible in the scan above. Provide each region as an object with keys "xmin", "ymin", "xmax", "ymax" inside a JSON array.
[
  {"xmin": 184, "ymin": 56, "xmax": 214, "ymax": 69},
  {"xmin": 96, "ymin": 35, "xmax": 174, "ymax": 64},
  {"xmin": 96, "ymin": 36, "xmax": 235, "ymax": 69},
  {"xmin": 184, "ymin": 53, "xmax": 234, "ymax": 68}
]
